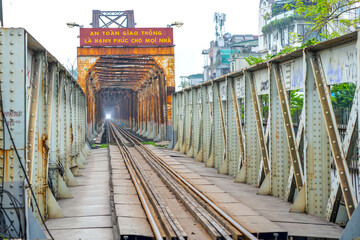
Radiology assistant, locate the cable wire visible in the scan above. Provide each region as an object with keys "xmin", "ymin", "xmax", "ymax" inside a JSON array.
[{"xmin": 0, "ymin": 91, "xmax": 54, "ymax": 240}]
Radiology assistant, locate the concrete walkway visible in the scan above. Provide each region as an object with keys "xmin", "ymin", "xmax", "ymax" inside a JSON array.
[{"xmin": 46, "ymin": 148, "xmax": 114, "ymax": 240}]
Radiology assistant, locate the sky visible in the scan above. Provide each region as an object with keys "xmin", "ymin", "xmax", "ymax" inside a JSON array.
[{"xmin": 3, "ymin": 0, "xmax": 260, "ymax": 88}]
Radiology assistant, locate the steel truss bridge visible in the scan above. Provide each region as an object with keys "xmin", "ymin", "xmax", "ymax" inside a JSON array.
[{"xmin": 0, "ymin": 26, "xmax": 359, "ymax": 239}]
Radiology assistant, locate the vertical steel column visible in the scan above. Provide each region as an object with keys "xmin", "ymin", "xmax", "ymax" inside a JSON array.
[
  {"xmin": 303, "ymin": 52, "xmax": 331, "ymax": 217},
  {"xmin": 244, "ymin": 72, "xmax": 262, "ymax": 186},
  {"xmin": 268, "ymin": 64, "xmax": 290, "ymax": 199},
  {"xmin": 194, "ymin": 88, "xmax": 203, "ymax": 162},
  {"xmin": 231, "ymin": 77, "xmax": 246, "ymax": 182},
  {"xmin": 217, "ymin": 81, "xmax": 227, "ymax": 174},
  {"xmin": 0, "ymin": 28, "xmax": 27, "ymax": 237},
  {"xmin": 226, "ymin": 77, "xmax": 241, "ymax": 177}
]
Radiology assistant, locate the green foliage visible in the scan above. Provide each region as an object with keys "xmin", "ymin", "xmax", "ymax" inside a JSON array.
[
  {"xmin": 272, "ymin": 1, "xmax": 295, "ymax": 16},
  {"xmin": 285, "ymin": 0, "xmax": 360, "ymax": 39},
  {"xmin": 290, "ymin": 89, "xmax": 304, "ymax": 108},
  {"xmin": 330, "ymin": 83, "xmax": 356, "ymax": 109},
  {"xmin": 262, "ymin": 15, "xmax": 304, "ymax": 34},
  {"xmin": 143, "ymin": 141, "xmax": 157, "ymax": 146},
  {"xmin": 100, "ymin": 144, "xmax": 109, "ymax": 148},
  {"xmin": 244, "ymin": 38, "xmax": 319, "ymax": 66}
]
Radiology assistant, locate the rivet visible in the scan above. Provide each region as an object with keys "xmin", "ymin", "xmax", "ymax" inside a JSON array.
[
  {"xmin": 10, "ymin": 32, "xmax": 14, "ymax": 36},
  {"xmin": 10, "ymin": 60, "xmax": 14, "ymax": 64},
  {"xmin": 18, "ymin": 32, "xmax": 22, "ymax": 36},
  {"xmin": 10, "ymin": 41, "xmax": 14, "ymax": 45},
  {"xmin": 10, "ymin": 51, "xmax": 14, "ymax": 55}
]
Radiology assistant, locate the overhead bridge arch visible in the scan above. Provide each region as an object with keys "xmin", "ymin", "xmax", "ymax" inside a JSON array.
[{"xmin": 77, "ymin": 35, "xmax": 175, "ymax": 142}]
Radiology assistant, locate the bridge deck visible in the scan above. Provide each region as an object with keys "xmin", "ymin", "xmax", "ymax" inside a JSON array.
[
  {"xmin": 148, "ymin": 145, "xmax": 344, "ymax": 239},
  {"xmin": 45, "ymin": 144, "xmax": 344, "ymax": 239},
  {"xmin": 45, "ymin": 148, "xmax": 114, "ymax": 240}
]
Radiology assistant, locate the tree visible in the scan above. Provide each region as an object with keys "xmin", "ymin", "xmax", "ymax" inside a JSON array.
[
  {"xmin": 285, "ymin": 0, "xmax": 360, "ymax": 39},
  {"xmin": 331, "ymin": 83, "xmax": 356, "ymax": 109}
]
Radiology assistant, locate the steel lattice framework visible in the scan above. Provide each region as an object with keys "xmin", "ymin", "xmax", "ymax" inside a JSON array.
[
  {"xmin": 171, "ymin": 31, "xmax": 360, "ymax": 225},
  {"xmin": 92, "ymin": 10, "xmax": 135, "ymax": 28}
]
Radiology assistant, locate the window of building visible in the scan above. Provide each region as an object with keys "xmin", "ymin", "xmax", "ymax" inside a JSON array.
[
  {"xmin": 264, "ymin": 34, "xmax": 268, "ymax": 46},
  {"xmin": 297, "ymin": 24, "xmax": 305, "ymax": 40},
  {"xmin": 268, "ymin": 34, "xmax": 272, "ymax": 49},
  {"xmin": 281, "ymin": 28, "xmax": 285, "ymax": 46},
  {"xmin": 288, "ymin": 25, "xmax": 295, "ymax": 44}
]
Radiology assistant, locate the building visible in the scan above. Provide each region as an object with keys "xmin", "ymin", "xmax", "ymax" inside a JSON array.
[
  {"xmin": 258, "ymin": 0, "xmax": 318, "ymax": 54},
  {"xmin": 203, "ymin": 34, "xmax": 259, "ymax": 80},
  {"xmin": 258, "ymin": 0, "xmax": 360, "ymax": 55},
  {"xmin": 178, "ymin": 74, "xmax": 204, "ymax": 90},
  {"xmin": 229, "ymin": 38, "xmax": 261, "ymax": 72}
]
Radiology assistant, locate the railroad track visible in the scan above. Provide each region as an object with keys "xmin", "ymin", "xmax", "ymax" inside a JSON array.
[{"xmin": 108, "ymin": 121, "xmax": 258, "ymax": 240}]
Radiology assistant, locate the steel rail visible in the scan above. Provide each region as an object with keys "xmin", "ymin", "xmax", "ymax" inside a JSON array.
[
  {"xmin": 108, "ymin": 123, "xmax": 163, "ymax": 240},
  {"xmin": 115, "ymin": 124, "xmax": 258, "ymax": 240},
  {"xmin": 112, "ymin": 123, "xmax": 233, "ymax": 240},
  {"xmin": 110, "ymin": 122, "xmax": 187, "ymax": 240}
]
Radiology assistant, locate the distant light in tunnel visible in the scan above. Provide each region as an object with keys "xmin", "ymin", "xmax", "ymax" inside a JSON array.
[{"xmin": 105, "ymin": 113, "xmax": 112, "ymax": 119}]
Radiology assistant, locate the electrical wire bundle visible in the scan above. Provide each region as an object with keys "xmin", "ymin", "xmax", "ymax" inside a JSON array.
[
  {"xmin": 0, "ymin": 84, "xmax": 54, "ymax": 239},
  {"xmin": 0, "ymin": 189, "xmax": 25, "ymax": 239}
]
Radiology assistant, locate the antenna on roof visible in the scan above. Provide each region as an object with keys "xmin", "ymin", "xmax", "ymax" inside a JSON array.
[{"xmin": 214, "ymin": 12, "xmax": 226, "ymax": 40}]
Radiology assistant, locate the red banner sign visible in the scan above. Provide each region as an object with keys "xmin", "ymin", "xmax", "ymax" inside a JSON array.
[{"xmin": 80, "ymin": 28, "xmax": 173, "ymax": 47}]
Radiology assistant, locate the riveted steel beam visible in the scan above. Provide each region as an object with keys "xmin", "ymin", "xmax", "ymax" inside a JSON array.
[
  {"xmin": 249, "ymin": 73, "xmax": 270, "ymax": 177},
  {"xmin": 230, "ymin": 77, "xmax": 245, "ymax": 168},
  {"xmin": 310, "ymin": 55, "xmax": 357, "ymax": 218},
  {"xmin": 273, "ymin": 64, "xmax": 304, "ymax": 192}
]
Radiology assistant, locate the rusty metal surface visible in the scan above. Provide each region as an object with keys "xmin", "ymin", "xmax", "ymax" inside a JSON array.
[
  {"xmin": 77, "ymin": 43, "xmax": 174, "ymax": 141},
  {"xmin": 0, "ymin": 28, "xmax": 87, "ymax": 238}
]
